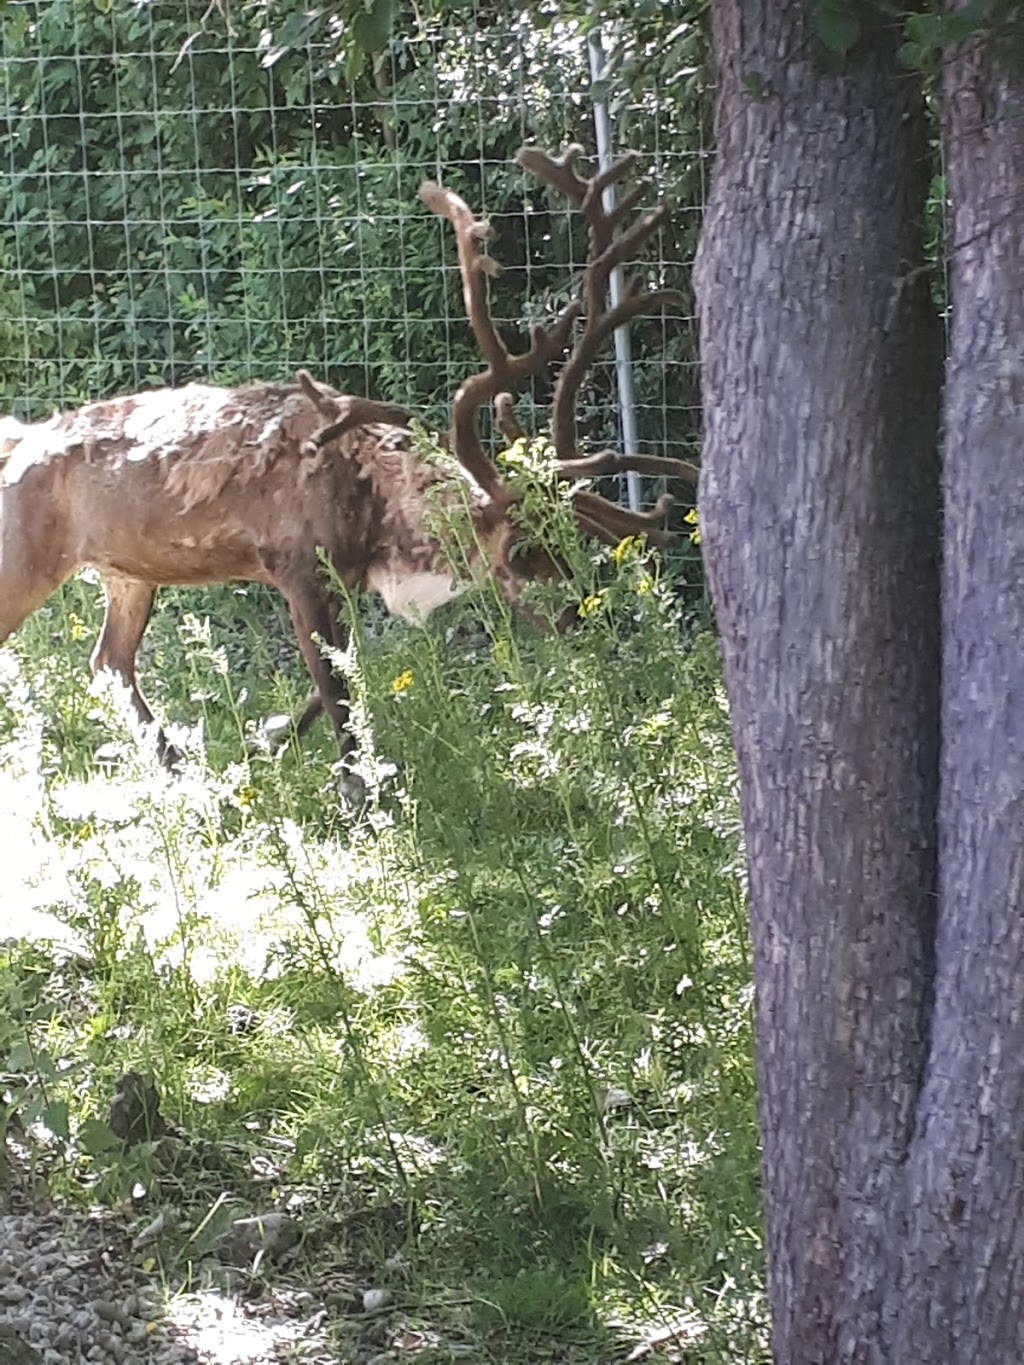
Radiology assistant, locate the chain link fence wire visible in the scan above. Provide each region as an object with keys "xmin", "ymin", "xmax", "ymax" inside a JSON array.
[{"xmin": 0, "ymin": 1, "xmax": 710, "ymax": 505}]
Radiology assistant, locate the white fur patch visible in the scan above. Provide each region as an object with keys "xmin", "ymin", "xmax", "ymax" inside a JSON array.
[
  {"xmin": 1, "ymin": 420, "xmax": 54, "ymax": 484},
  {"xmin": 366, "ymin": 567, "xmax": 465, "ymax": 623}
]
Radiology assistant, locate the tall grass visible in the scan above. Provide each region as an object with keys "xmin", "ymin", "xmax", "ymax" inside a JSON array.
[{"xmin": 0, "ymin": 505, "xmax": 765, "ymax": 1361}]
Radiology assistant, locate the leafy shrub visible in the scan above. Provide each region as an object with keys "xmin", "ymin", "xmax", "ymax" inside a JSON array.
[
  {"xmin": 0, "ymin": 0, "xmax": 707, "ymax": 464},
  {"xmin": 0, "ymin": 525, "xmax": 762, "ymax": 1359}
]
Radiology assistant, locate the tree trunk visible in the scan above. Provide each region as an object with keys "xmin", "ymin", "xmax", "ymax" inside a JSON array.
[
  {"xmin": 884, "ymin": 21, "xmax": 1024, "ymax": 1363},
  {"xmin": 693, "ymin": 2, "xmax": 942, "ymax": 1358}
]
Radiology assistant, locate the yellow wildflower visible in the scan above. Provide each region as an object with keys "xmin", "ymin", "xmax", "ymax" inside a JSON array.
[
  {"xmin": 684, "ymin": 507, "xmax": 701, "ymax": 546},
  {"xmin": 636, "ymin": 573, "xmax": 653, "ymax": 596},
  {"xmin": 391, "ymin": 669, "xmax": 414, "ymax": 695},
  {"xmin": 612, "ymin": 535, "xmax": 638, "ymax": 566},
  {"xmin": 577, "ymin": 593, "xmax": 605, "ymax": 620}
]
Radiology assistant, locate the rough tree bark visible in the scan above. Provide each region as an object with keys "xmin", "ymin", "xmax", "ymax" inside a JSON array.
[
  {"xmin": 693, "ymin": 1, "xmax": 942, "ymax": 1358},
  {"xmin": 885, "ymin": 19, "xmax": 1024, "ymax": 1363}
]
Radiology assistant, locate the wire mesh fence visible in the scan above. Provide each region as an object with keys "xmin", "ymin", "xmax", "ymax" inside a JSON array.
[{"xmin": 0, "ymin": 1, "xmax": 710, "ymax": 487}]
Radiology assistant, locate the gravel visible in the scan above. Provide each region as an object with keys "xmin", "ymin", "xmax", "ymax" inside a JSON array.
[
  {"xmin": 0, "ymin": 1207, "xmax": 335, "ymax": 1365},
  {"xmin": 0, "ymin": 1208, "xmax": 174, "ymax": 1364}
]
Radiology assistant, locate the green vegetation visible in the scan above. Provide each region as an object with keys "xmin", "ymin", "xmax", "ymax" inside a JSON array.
[
  {"xmin": 0, "ymin": 3, "xmax": 763, "ymax": 1356},
  {"xmin": 0, "ymin": 530, "xmax": 764, "ymax": 1361},
  {"xmin": 0, "ymin": 0, "xmax": 708, "ymax": 462}
]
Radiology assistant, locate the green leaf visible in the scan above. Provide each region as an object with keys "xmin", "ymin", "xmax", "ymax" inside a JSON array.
[
  {"xmin": 78, "ymin": 1118, "xmax": 121, "ymax": 1154},
  {"xmin": 6, "ymin": 1040, "xmax": 34, "ymax": 1072},
  {"xmin": 352, "ymin": 0, "xmax": 395, "ymax": 55},
  {"xmin": 295, "ymin": 1123, "xmax": 326, "ymax": 1160},
  {"xmin": 899, "ymin": 40, "xmax": 931, "ymax": 70},
  {"xmin": 904, "ymin": 12, "xmax": 945, "ymax": 52},
  {"xmin": 42, "ymin": 1100, "xmax": 70, "ymax": 1141},
  {"xmin": 816, "ymin": 0, "xmax": 861, "ymax": 55},
  {"xmin": 901, "ymin": 1, "xmax": 994, "ymax": 68},
  {"xmin": 260, "ymin": 9, "xmax": 324, "ymax": 69}
]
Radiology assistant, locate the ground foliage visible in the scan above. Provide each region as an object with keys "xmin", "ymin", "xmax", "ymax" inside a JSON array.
[
  {"xmin": 0, "ymin": 530, "xmax": 764, "ymax": 1360},
  {"xmin": 0, "ymin": 2, "xmax": 765, "ymax": 1356}
]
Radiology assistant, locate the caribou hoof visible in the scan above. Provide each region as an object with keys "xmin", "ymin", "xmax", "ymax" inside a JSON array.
[
  {"xmin": 247, "ymin": 713, "xmax": 295, "ymax": 755},
  {"xmin": 157, "ymin": 733, "xmax": 185, "ymax": 771},
  {"xmin": 336, "ymin": 762, "xmax": 369, "ymax": 810}
]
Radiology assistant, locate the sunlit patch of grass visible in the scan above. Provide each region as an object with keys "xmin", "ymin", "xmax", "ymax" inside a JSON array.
[{"xmin": 0, "ymin": 541, "xmax": 766, "ymax": 1362}]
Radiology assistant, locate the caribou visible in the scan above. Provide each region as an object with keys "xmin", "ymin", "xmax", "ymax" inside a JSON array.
[{"xmin": 0, "ymin": 144, "xmax": 698, "ymax": 766}]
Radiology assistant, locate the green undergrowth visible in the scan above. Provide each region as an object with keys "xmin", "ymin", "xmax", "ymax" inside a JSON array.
[{"xmin": 0, "ymin": 533, "xmax": 765, "ymax": 1361}]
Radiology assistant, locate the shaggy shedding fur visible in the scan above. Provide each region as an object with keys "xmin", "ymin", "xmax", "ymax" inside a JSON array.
[{"xmin": 0, "ymin": 374, "xmax": 511, "ymax": 763}]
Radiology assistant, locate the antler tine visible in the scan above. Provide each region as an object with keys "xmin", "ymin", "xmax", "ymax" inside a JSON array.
[
  {"xmin": 572, "ymin": 490, "xmax": 676, "ymax": 549},
  {"xmin": 573, "ymin": 510, "xmax": 627, "ymax": 548},
  {"xmin": 308, "ymin": 399, "xmax": 413, "ymax": 450},
  {"xmin": 518, "ymin": 146, "xmax": 650, "ymax": 278},
  {"xmin": 420, "ymin": 178, "xmax": 581, "ymax": 497},
  {"xmin": 553, "ymin": 212, "xmax": 684, "ymax": 457},
  {"xmin": 588, "ymin": 182, "xmax": 648, "ymax": 246},
  {"xmin": 551, "ymin": 285, "xmax": 686, "ymax": 458},
  {"xmin": 516, "ymin": 147, "xmax": 685, "ymax": 461},
  {"xmin": 565, "ymin": 446, "xmax": 699, "ymax": 550},
  {"xmin": 556, "ymin": 448, "xmax": 700, "ymax": 484},
  {"xmin": 494, "ymin": 392, "xmax": 526, "ymax": 444},
  {"xmin": 296, "ymin": 368, "xmax": 336, "ymax": 417},
  {"xmin": 515, "ymin": 144, "xmax": 590, "ymax": 205},
  {"xmin": 295, "ymin": 370, "xmax": 412, "ymax": 453},
  {"xmin": 419, "ymin": 183, "xmax": 506, "ymax": 365},
  {"xmin": 588, "ymin": 154, "xmax": 639, "ymax": 205}
]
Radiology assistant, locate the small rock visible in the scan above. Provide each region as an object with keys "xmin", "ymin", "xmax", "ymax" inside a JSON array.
[
  {"xmin": 362, "ymin": 1287, "xmax": 392, "ymax": 1313},
  {"xmin": 228, "ymin": 1211, "xmax": 298, "ymax": 1263},
  {"xmin": 324, "ymin": 1288, "xmax": 359, "ymax": 1312},
  {"xmin": 130, "ymin": 1209, "xmax": 167, "ymax": 1250},
  {"xmin": 107, "ymin": 1073, "xmax": 167, "ymax": 1146},
  {"xmin": 0, "ymin": 1323, "xmax": 42, "ymax": 1365},
  {"xmin": 93, "ymin": 1300, "xmax": 133, "ymax": 1330},
  {"xmin": 258, "ymin": 713, "xmax": 293, "ymax": 747}
]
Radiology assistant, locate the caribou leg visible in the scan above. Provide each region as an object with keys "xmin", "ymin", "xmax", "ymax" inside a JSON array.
[{"xmin": 91, "ymin": 573, "xmax": 182, "ymax": 766}]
